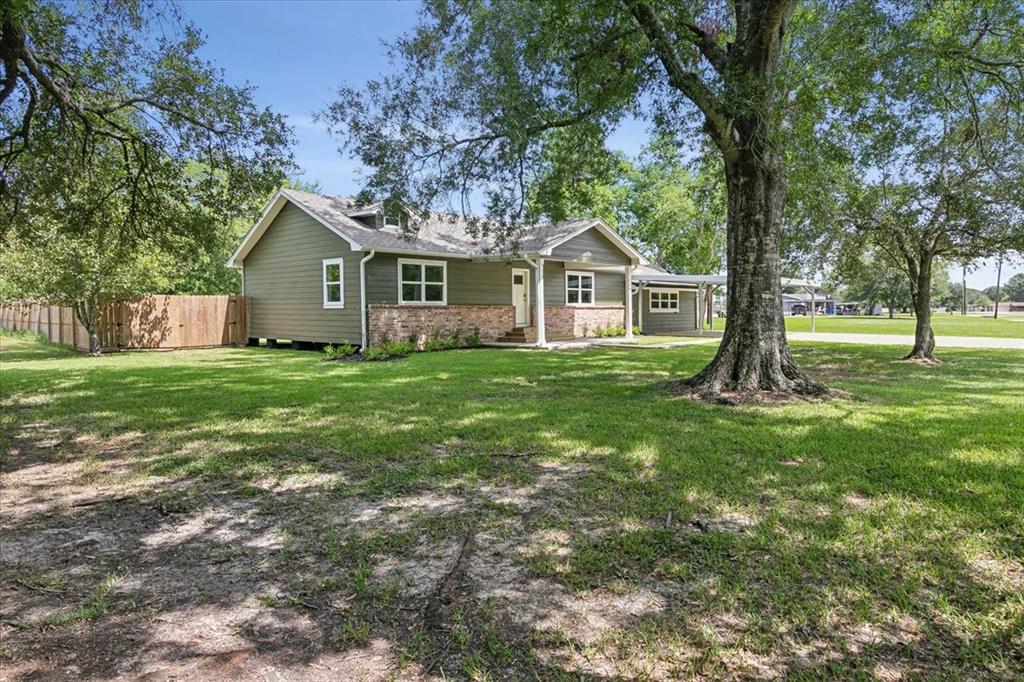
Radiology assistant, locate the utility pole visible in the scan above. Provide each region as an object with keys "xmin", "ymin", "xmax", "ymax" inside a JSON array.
[
  {"xmin": 994, "ymin": 254, "xmax": 1003, "ymax": 319},
  {"xmin": 961, "ymin": 263, "xmax": 968, "ymax": 316}
]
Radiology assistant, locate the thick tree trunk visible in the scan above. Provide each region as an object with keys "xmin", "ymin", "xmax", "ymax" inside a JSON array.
[
  {"xmin": 904, "ymin": 257, "xmax": 936, "ymax": 361},
  {"xmin": 680, "ymin": 150, "xmax": 827, "ymax": 399}
]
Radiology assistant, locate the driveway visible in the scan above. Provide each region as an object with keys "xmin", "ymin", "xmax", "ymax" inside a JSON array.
[{"xmin": 787, "ymin": 332, "xmax": 1024, "ymax": 350}]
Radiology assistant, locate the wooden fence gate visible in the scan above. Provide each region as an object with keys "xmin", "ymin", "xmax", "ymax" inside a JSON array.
[{"xmin": 0, "ymin": 296, "xmax": 247, "ymax": 352}]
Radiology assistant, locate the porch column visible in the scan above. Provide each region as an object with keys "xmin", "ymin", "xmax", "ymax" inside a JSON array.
[
  {"xmin": 624, "ymin": 264, "xmax": 634, "ymax": 339},
  {"xmin": 534, "ymin": 258, "xmax": 546, "ymax": 346},
  {"xmin": 637, "ymin": 282, "xmax": 644, "ymax": 333},
  {"xmin": 696, "ymin": 283, "xmax": 704, "ymax": 336}
]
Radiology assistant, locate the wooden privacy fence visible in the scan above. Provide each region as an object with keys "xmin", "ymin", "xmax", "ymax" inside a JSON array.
[{"xmin": 0, "ymin": 295, "xmax": 247, "ymax": 352}]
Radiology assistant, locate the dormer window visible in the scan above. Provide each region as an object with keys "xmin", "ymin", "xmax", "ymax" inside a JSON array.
[{"xmin": 383, "ymin": 214, "xmax": 401, "ymax": 229}]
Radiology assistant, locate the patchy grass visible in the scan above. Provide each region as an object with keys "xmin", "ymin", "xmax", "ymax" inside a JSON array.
[
  {"xmin": 780, "ymin": 313, "xmax": 1024, "ymax": 338},
  {"xmin": 1, "ymin": 331, "xmax": 1022, "ymax": 679}
]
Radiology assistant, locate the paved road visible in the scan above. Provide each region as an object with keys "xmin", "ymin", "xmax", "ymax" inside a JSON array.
[{"xmin": 787, "ymin": 332, "xmax": 1024, "ymax": 350}]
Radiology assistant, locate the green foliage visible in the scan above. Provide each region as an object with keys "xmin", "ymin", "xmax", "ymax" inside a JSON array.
[
  {"xmin": 424, "ymin": 327, "xmax": 472, "ymax": 351},
  {"xmin": 324, "ymin": 343, "xmax": 358, "ymax": 360},
  {"xmin": 833, "ymin": 247, "xmax": 912, "ymax": 315},
  {"xmin": 363, "ymin": 340, "xmax": 416, "ymax": 361},
  {"xmin": 2, "ymin": 1, "xmax": 293, "ymax": 245},
  {"xmin": 821, "ymin": 1, "xmax": 1024, "ymax": 333},
  {"xmin": 0, "ymin": 0, "xmax": 294, "ymax": 350},
  {"xmin": 531, "ymin": 134, "xmax": 725, "ymax": 274},
  {"xmin": 593, "ymin": 325, "xmax": 627, "ymax": 338},
  {"xmin": 1004, "ymin": 274, "xmax": 1024, "ymax": 301}
]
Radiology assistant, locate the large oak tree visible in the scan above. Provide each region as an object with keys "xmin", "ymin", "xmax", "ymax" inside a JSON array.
[
  {"xmin": 0, "ymin": 0, "xmax": 294, "ymax": 351},
  {"xmin": 322, "ymin": 0, "xmax": 1020, "ymax": 398}
]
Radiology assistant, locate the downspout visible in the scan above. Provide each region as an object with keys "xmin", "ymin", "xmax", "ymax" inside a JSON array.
[{"xmin": 359, "ymin": 249, "xmax": 376, "ymax": 350}]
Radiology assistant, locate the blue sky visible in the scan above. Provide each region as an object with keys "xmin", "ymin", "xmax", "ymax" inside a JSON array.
[{"xmin": 179, "ymin": 1, "xmax": 1018, "ymax": 289}]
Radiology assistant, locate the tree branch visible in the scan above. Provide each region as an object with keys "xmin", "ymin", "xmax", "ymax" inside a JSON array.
[
  {"xmin": 682, "ymin": 21, "xmax": 728, "ymax": 74},
  {"xmin": 624, "ymin": 0, "xmax": 730, "ymax": 144}
]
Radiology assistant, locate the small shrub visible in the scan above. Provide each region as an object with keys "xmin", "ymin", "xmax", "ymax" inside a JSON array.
[
  {"xmin": 593, "ymin": 326, "xmax": 607, "ymax": 338},
  {"xmin": 361, "ymin": 345, "xmax": 390, "ymax": 361},
  {"xmin": 323, "ymin": 342, "xmax": 357, "ymax": 360},
  {"xmin": 423, "ymin": 337, "xmax": 445, "ymax": 352},
  {"xmin": 382, "ymin": 340, "xmax": 415, "ymax": 357},
  {"xmin": 463, "ymin": 328, "xmax": 482, "ymax": 347},
  {"xmin": 632, "ymin": 325, "xmax": 640, "ymax": 336},
  {"xmin": 442, "ymin": 333, "xmax": 460, "ymax": 350}
]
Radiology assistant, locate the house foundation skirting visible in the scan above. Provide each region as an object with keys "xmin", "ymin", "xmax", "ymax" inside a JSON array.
[{"xmin": 369, "ymin": 304, "xmax": 514, "ymax": 348}]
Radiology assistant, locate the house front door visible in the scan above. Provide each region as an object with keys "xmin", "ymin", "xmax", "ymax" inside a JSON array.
[{"xmin": 512, "ymin": 268, "xmax": 529, "ymax": 326}]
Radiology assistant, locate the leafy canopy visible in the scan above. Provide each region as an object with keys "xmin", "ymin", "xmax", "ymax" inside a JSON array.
[{"xmin": 1, "ymin": 0, "xmax": 294, "ymax": 247}]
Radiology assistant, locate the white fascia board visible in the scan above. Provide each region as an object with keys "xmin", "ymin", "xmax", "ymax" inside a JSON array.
[{"xmin": 370, "ymin": 247, "xmax": 473, "ymax": 260}]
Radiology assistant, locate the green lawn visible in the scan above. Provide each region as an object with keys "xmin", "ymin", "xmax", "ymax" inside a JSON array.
[
  {"xmin": 1, "ymin": 331, "xmax": 1022, "ymax": 679},
  {"xmin": 776, "ymin": 314, "xmax": 1024, "ymax": 338}
]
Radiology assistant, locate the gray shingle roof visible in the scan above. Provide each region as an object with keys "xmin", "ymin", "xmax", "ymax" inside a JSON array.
[{"xmin": 280, "ymin": 189, "xmax": 602, "ymax": 258}]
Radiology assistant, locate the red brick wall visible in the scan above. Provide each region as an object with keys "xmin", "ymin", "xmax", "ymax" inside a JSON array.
[
  {"xmin": 369, "ymin": 304, "xmax": 514, "ymax": 347},
  {"xmin": 544, "ymin": 306, "xmax": 627, "ymax": 338},
  {"xmin": 571, "ymin": 306, "xmax": 627, "ymax": 337}
]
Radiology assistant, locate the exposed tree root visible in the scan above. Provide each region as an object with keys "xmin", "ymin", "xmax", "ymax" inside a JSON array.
[
  {"xmin": 422, "ymin": 527, "xmax": 477, "ymax": 672},
  {"xmin": 669, "ymin": 379, "xmax": 845, "ymax": 405},
  {"xmin": 902, "ymin": 349, "xmax": 940, "ymax": 364},
  {"xmin": 672, "ymin": 333, "xmax": 843, "ymax": 405}
]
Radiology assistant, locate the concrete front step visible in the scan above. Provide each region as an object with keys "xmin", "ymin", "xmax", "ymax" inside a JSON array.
[{"xmin": 496, "ymin": 327, "xmax": 574, "ymax": 343}]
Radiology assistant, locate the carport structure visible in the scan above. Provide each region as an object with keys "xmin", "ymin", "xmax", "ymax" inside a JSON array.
[{"xmin": 631, "ymin": 269, "xmax": 822, "ymax": 334}]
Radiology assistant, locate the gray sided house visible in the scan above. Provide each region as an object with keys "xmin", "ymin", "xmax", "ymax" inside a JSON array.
[{"xmin": 227, "ymin": 189, "xmax": 707, "ymax": 348}]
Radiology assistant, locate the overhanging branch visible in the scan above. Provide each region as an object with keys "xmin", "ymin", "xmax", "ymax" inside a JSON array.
[{"xmin": 624, "ymin": 1, "xmax": 730, "ymax": 144}]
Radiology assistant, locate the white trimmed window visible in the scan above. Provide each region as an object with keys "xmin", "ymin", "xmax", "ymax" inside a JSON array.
[
  {"xmin": 565, "ymin": 270, "xmax": 595, "ymax": 305},
  {"xmin": 649, "ymin": 289, "xmax": 679, "ymax": 313},
  {"xmin": 322, "ymin": 258, "xmax": 344, "ymax": 308},
  {"xmin": 383, "ymin": 214, "xmax": 401, "ymax": 228},
  {"xmin": 399, "ymin": 258, "xmax": 447, "ymax": 305}
]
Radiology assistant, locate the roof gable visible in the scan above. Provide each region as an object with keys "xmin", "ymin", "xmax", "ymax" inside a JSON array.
[{"xmin": 226, "ymin": 190, "xmax": 362, "ymax": 268}]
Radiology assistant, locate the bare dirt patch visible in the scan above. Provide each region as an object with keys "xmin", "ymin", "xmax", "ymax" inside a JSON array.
[{"xmin": 2, "ymin": 420, "xmax": 1014, "ymax": 680}]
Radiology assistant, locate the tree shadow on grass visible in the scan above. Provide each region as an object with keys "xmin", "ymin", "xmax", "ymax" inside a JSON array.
[{"xmin": 1, "ymin": 337, "xmax": 1021, "ymax": 678}]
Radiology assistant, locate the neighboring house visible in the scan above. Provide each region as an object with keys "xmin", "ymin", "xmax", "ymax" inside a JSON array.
[
  {"xmin": 227, "ymin": 189, "xmax": 646, "ymax": 348},
  {"xmin": 782, "ymin": 292, "xmax": 833, "ymax": 315}
]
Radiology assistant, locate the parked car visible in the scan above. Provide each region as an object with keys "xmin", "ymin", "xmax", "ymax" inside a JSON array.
[{"xmin": 791, "ymin": 303, "xmax": 807, "ymax": 316}]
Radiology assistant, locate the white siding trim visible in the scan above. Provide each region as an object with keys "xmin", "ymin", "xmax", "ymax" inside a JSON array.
[
  {"xmin": 565, "ymin": 270, "xmax": 596, "ymax": 307},
  {"xmin": 648, "ymin": 287, "xmax": 680, "ymax": 313},
  {"xmin": 322, "ymin": 257, "xmax": 345, "ymax": 309},
  {"xmin": 397, "ymin": 258, "xmax": 448, "ymax": 306}
]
